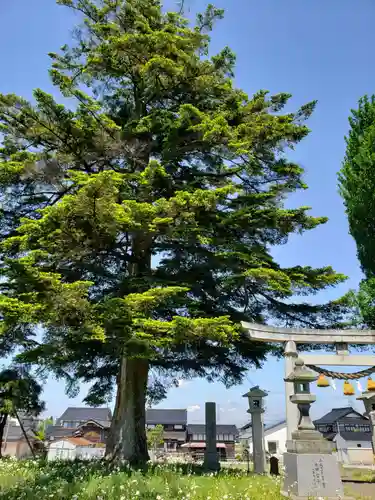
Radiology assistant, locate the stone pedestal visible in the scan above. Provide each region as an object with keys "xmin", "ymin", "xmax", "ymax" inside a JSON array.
[
  {"xmin": 282, "ymin": 358, "xmax": 352, "ymax": 499},
  {"xmin": 203, "ymin": 402, "xmax": 220, "ymax": 471},
  {"xmin": 282, "ymin": 453, "xmax": 345, "ymax": 499},
  {"xmin": 282, "ymin": 431, "xmax": 352, "ymax": 499}
]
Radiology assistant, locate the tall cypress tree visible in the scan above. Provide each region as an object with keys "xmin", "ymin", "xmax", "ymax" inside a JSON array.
[
  {"xmin": 0, "ymin": 0, "xmax": 349, "ymax": 464},
  {"xmin": 339, "ymin": 95, "xmax": 375, "ymax": 327}
]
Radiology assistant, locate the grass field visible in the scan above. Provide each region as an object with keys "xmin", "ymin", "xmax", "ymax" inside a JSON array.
[
  {"xmin": 1, "ymin": 458, "xmax": 374, "ymax": 499},
  {"xmin": 0, "ymin": 458, "xmax": 284, "ymax": 499}
]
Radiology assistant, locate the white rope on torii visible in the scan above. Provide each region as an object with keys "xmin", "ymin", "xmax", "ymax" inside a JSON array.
[{"xmin": 241, "ymin": 322, "xmax": 375, "ymax": 440}]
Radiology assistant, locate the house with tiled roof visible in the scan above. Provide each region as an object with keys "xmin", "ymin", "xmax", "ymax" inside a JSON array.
[
  {"xmin": 146, "ymin": 408, "xmax": 188, "ymax": 452},
  {"xmin": 1, "ymin": 418, "xmax": 40, "ymax": 458},
  {"xmin": 183, "ymin": 423, "xmax": 238, "ymax": 458},
  {"xmin": 314, "ymin": 407, "xmax": 373, "ymax": 465},
  {"xmin": 47, "ymin": 407, "xmax": 188, "ymax": 452},
  {"xmin": 314, "ymin": 407, "xmax": 371, "ymax": 440},
  {"xmin": 47, "ymin": 407, "xmax": 112, "ymax": 445},
  {"xmin": 240, "ymin": 420, "xmax": 287, "ymax": 459}
]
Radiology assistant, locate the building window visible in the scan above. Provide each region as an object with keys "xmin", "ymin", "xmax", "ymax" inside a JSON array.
[
  {"xmin": 174, "ymin": 425, "xmax": 183, "ymax": 430},
  {"xmin": 193, "ymin": 434, "xmax": 198, "ymax": 441},
  {"xmin": 198, "ymin": 434, "xmax": 204, "ymax": 441},
  {"xmin": 218, "ymin": 434, "xmax": 224, "ymax": 441},
  {"xmin": 268, "ymin": 441, "xmax": 278, "ymax": 455},
  {"xmin": 228, "ymin": 434, "xmax": 233, "ymax": 441}
]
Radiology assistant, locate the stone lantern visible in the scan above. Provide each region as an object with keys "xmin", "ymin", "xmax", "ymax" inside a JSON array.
[
  {"xmin": 285, "ymin": 358, "xmax": 322, "ymax": 441},
  {"xmin": 357, "ymin": 391, "xmax": 375, "ymax": 454},
  {"xmin": 282, "ymin": 358, "xmax": 346, "ymax": 499},
  {"xmin": 243, "ymin": 386, "xmax": 267, "ymax": 474},
  {"xmin": 357, "ymin": 390, "xmax": 375, "ymax": 416}
]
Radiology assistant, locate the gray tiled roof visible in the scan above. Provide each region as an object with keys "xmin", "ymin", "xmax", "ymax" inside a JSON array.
[
  {"xmin": 81, "ymin": 419, "xmax": 111, "ymax": 429},
  {"xmin": 314, "ymin": 407, "xmax": 364, "ymax": 425},
  {"xmin": 337, "ymin": 432, "xmax": 372, "ymax": 442},
  {"xmin": 56, "ymin": 407, "xmax": 112, "ymax": 424},
  {"xmin": 4, "ymin": 424, "xmax": 35, "ymax": 442},
  {"xmin": 187, "ymin": 424, "xmax": 238, "ymax": 435},
  {"xmin": 339, "ymin": 417, "xmax": 370, "ymax": 424},
  {"xmin": 45, "ymin": 426, "xmax": 75, "ymax": 439},
  {"xmin": 146, "ymin": 409, "xmax": 187, "ymax": 425},
  {"xmin": 265, "ymin": 420, "xmax": 286, "ymax": 432}
]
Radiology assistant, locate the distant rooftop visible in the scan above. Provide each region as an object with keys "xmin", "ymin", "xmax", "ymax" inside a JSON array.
[
  {"xmin": 146, "ymin": 409, "xmax": 187, "ymax": 425},
  {"xmin": 336, "ymin": 431, "xmax": 372, "ymax": 443},
  {"xmin": 265, "ymin": 420, "xmax": 286, "ymax": 432},
  {"xmin": 314, "ymin": 407, "xmax": 365, "ymax": 425},
  {"xmin": 57, "ymin": 407, "xmax": 112, "ymax": 425},
  {"xmin": 187, "ymin": 424, "xmax": 238, "ymax": 435},
  {"xmin": 4, "ymin": 424, "xmax": 35, "ymax": 442}
]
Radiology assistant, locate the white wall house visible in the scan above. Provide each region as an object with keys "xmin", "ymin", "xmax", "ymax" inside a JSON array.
[
  {"xmin": 334, "ymin": 432, "xmax": 373, "ymax": 465},
  {"xmin": 243, "ymin": 421, "xmax": 287, "ymax": 459},
  {"xmin": 47, "ymin": 437, "xmax": 105, "ymax": 461}
]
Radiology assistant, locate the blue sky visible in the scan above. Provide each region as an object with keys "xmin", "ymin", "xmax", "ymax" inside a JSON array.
[{"xmin": 1, "ymin": 0, "xmax": 375, "ymax": 426}]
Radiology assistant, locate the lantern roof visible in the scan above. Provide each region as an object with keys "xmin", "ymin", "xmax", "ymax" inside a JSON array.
[
  {"xmin": 242, "ymin": 386, "xmax": 268, "ymax": 398},
  {"xmin": 357, "ymin": 391, "xmax": 375, "ymax": 401},
  {"xmin": 284, "ymin": 358, "xmax": 318, "ymax": 383}
]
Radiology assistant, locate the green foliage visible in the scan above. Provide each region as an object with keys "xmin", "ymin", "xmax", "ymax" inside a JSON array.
[
  {"xmin": 0, "ymin": 367, "xmax": 45, "ymax": 418},
  {"xmin": 339, "ymin": 95, "xmax": 375, "ymax": 326},
  {"xmin": 35, "ymin": 416, "xmax": 54, "ymax": 443},
  {"xmin": 0, "ymin": 460, "xmax": 285, "ymax": 499},
  {"xmin": 0, "ymin": 366, "xmax": 45, "ymax": 456},
  {"xmin": 146, "ymin": 424, "xmax": 164, "ymax": 450},
  {"xmin": 0, "ymin": 0, "xmax": 350, "ymax": 451}
]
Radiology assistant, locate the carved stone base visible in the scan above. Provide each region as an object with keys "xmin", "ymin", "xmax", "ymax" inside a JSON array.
[
  {"xmin": 286, "ymin": 438, "xmax": 333, "ymax": 454},
  {"xmin": 281, "ymin": 452, "xmax": 351, "ymax": 499}
]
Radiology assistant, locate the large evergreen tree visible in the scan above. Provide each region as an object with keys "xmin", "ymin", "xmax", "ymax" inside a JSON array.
[
  {"xmin": 339, "ymin": 95, "xmax": 375, "ymax": 327},
  {"xmin": 0, "ymin": 0, "xmax": 349, "ymax": 464}
]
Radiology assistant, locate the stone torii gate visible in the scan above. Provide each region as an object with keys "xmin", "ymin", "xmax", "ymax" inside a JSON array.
[{"xmin": 242, "ymin": 322, "xmax": 375, "ymax": 440}]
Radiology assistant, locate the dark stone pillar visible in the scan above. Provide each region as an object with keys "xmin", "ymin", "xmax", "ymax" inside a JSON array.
[{"xmin": 203, "ymin": 402, "xmax": 220, "ymax": 471}]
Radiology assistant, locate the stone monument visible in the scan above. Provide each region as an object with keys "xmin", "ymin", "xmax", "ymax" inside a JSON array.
[
  {"xmin": 243, "ymin": 386, "xmax": 267, "ymax": 474},
  {"xmin": 203, "ymin": 401, "xmax": 220, "ymax": 471},
  {"xmin": 282, "ymin": 358, "xmax": 349, "ymax": 499}
]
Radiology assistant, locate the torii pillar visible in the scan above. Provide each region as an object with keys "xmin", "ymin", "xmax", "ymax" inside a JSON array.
[{"xmin": 284, "ymin": 340, "xmax": 299, "ymax": 440}]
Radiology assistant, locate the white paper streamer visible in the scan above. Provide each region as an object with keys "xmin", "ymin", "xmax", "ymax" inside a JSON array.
[
  {"xmin": 357, "ymin": 381, "xmax": 363, "ymax": 392},
  {"xmin": 330, "ymin": 379, "xmax": 337, "ymax": 391}
]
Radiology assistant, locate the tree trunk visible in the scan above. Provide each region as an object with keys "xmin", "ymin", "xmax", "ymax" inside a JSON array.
[
  {"xmin": 106, "ymin": 357, "xmax": 149, "ymax": 466},
  {"xmin": 15, "ymin": 409, "xmax": 35, "ymax": 458},
  {"xmin": 0, "ymin": 413, "xmax": 8, "ymax": 458}
]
